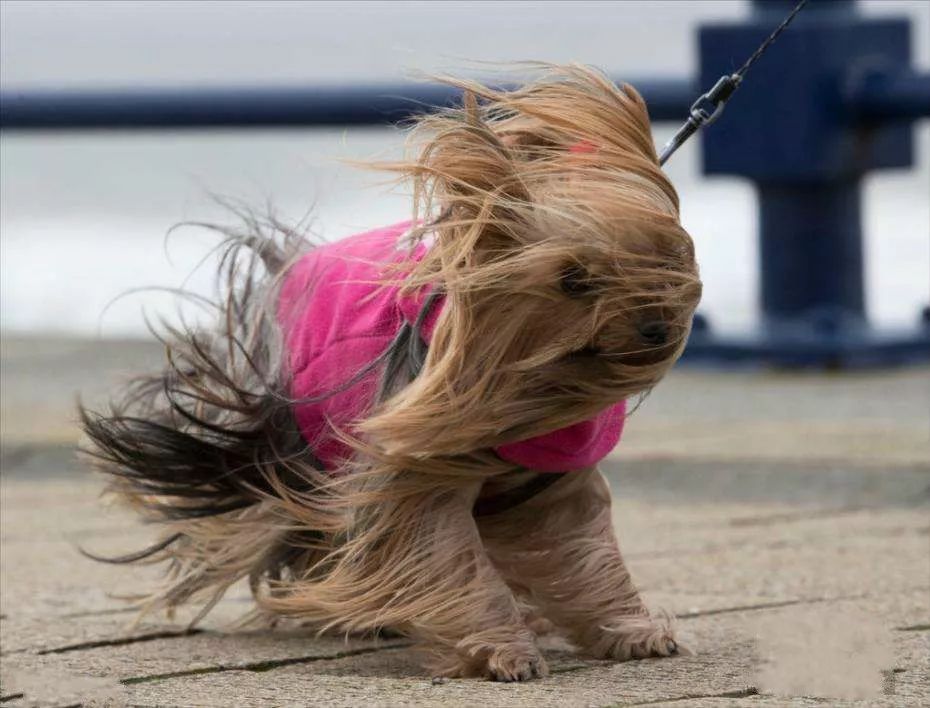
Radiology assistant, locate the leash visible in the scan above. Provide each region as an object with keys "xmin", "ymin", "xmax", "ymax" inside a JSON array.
[{"xmin": 658, "ymin": 0, "xmax": 808, "ymax": 166}]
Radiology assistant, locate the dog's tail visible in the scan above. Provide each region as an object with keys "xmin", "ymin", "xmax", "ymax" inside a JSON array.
[{"xmin": 78, "ymin": 210, "xmax": 328, "ymax": 620}]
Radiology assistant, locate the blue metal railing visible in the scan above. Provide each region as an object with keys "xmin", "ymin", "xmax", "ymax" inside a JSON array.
[
  {"xmin": 0, "ymin": 79, "xmax": 695, "ymax": 129},
  {"xmin": 1, "ymin": 0, "xmax": 928, "ymax": 366}
]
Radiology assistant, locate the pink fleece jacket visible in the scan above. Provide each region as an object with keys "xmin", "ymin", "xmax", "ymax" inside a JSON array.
[{"xmin": 278, "ymin": 222, "xmax": 625, "ymax": 472}]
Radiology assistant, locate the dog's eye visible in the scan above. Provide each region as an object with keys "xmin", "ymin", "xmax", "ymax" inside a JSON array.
[
  {"xmin": 559, "ymin": 264, "xmax": 595, "ymax": 297},
  {"xmin": 638, "ymin": 321, "xmax": 669, "ymax": 346}
]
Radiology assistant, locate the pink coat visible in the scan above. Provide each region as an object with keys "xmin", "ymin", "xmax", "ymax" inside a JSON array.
[{"xmin": 278, "ymin": 222, "xmax": 626, "ymax": 472}]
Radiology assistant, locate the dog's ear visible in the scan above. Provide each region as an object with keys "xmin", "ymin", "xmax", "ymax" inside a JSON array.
[
  {"xmin": 371, "ymin": 86, "xmax": 541, "ymax": 294},
  {"xmin": 414, "ymin": 89, "xmax": 532, "ymax": 252}
]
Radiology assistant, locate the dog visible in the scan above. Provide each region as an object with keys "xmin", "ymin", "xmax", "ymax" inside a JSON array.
[{"xmin": 80, "ymin": 63, "xmax": 702, "ymax": 681}]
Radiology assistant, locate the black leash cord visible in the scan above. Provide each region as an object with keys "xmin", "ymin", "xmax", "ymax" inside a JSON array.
[{"xmin": 658, "ymin": 0, "xmax": 809, "ymax": 166}]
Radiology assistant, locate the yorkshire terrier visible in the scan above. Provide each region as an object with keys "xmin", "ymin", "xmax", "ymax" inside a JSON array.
[{"xmin": 81, "ymin": 64, "xmax": 702, "ymax": 681}]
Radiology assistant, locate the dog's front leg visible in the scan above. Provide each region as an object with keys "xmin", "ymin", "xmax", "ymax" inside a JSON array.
[
  {"xmin": 357, "ymin": 476, "xmax": 547, "ymax": 681},
  {"xmin": 478, "ymin": 468, "xmax": 681, "ymax": 662}
]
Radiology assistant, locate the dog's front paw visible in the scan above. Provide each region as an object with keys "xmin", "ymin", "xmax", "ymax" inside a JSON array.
[
  {"xmin": 446, "ymin": 629, "xmax": 549, "ymax": 681},
  {"xmin": 485, "ymin": 642, "xmax": 549, "ymax": 682},
  {"xmin": 584, "ymin": 614, "xmax": 689, "ymax": 662}
]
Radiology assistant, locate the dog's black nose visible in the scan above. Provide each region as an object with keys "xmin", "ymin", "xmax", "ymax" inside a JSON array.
[{"xmin": 638, "ymin": 321, "xmax": 668, "ymax": 346}]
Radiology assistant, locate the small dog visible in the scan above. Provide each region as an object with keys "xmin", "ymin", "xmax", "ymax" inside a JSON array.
[{"xmin": 81, "ymin": 64, "xmax": 702, "ymax": 681}]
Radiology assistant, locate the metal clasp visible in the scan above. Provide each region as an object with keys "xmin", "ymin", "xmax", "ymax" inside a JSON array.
[{"xmin": 691, "ymin": 74, "xmax": 741, "ymax": 127}]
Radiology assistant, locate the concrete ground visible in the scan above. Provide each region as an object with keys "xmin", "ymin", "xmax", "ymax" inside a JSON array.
[{"xmin": 0, "ymin": 336, "xmax": 928, "ymax": 707}]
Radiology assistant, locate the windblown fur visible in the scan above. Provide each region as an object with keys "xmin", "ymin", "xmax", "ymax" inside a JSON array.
[{"xmin": 80, "ymin": 63, "xmax": 701, "ymax": 680}]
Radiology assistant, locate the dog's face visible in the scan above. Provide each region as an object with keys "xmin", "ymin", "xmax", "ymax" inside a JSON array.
[
  {"xmin": 428, "ymin": 183, "xmax": 700, "ymax": 448},
  {"xmin": 484, "ymin": 206, "xmax": 700, "ymax": 395},
  {"xmin": 365, "ymin": 66, "xmax": 701, "ymax": 458}
]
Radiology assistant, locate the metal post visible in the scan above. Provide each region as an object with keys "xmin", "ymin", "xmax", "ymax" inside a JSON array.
[
  {"xmin": 749, "ymin": 0, "xmax": 889, "ymax": 335},
  {"xmin": 758, "ymin": 180, "xmax": 864, "ymax": 330},
  {"xmin": 688, "ymin": 0, "xmax": 929, "ymax": 365}
]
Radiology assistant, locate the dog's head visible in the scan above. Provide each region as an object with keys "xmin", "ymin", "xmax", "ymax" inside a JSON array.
[{"xmin": 364, "ymin": 64, "xmax": 701, "ymax": 459}]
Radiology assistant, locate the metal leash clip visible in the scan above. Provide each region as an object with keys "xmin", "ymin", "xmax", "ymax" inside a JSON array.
[
  {"xmin": 659, "ymin": 74, "xmax": 741, "ymax": 166},
  {"xmin": 690, "ymin": 74, "xmax": 741, "ymax": 126}
]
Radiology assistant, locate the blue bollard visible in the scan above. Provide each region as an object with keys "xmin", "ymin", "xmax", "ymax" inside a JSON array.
[{"xmin": 683, "ymin": 0, "xmax": 930, "ymax": 366}]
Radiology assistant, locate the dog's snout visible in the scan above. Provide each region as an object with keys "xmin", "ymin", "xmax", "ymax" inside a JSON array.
[{"xmin": 638, "ymin": 321, "xmax": 668, "ymax": 346}]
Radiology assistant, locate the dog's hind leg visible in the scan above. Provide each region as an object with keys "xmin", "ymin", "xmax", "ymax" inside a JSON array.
[{"xmin": 478, "ymin": 468, "xmax": 683, "ymax": 662}]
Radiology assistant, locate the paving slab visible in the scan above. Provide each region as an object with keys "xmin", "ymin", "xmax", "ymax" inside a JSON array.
[
  {"xmin": 2, "ymin": 472, "xmax": 926, "ymax": 706},
  {"xmin": 1, "ymin": 336, "xmax": 928, "ymax": 706}
]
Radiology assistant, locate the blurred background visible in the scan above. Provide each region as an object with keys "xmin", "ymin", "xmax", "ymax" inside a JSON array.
[{"xmin": 1, "ymin": 0, "xmax": 928, "ymax": 339}]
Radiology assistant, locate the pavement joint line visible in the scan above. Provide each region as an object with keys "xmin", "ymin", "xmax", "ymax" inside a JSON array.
[
  {"xmin": 676, "ymin": 593, "xmax": 864, "ymax": 620},
  {"xmin": 0, "ymin": 694, "xmax": 25, "ymax": 704},
  {"xmin": 896, "ymin": 622, "xmax": 930, "ymax": 631},
  {"xmin": 608, "ymin": 686, "xmax": 760, "ymax": 706},
  {"xmin": 549, "ymin": 661, "xmax": 611, "ymax": 675},
  {"xmin": 35, "ymin": 628, "xmax": 204, "ymax": 655},
  {"xmin": 677, "ymin": 597, "xmax": 811, "ymax": 619},
  {"xmin": 118, "ymin": 641, "xmax": 412, "ymax": 685}
]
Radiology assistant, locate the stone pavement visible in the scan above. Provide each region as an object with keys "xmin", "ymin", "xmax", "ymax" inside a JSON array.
[{"xmin": 1, "ymin": 337, "xmax": 928, "ymax": 707}]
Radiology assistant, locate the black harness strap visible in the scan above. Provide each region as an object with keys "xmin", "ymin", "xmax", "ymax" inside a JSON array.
[{"xmin": 473, "ymin": 472, "xmax": 566, "ymax": 517}]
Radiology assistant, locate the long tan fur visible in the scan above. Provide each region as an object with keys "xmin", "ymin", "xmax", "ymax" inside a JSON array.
[{"xmin": 80, "ymin": 63, "xmax": 700, "ymax": 681}]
